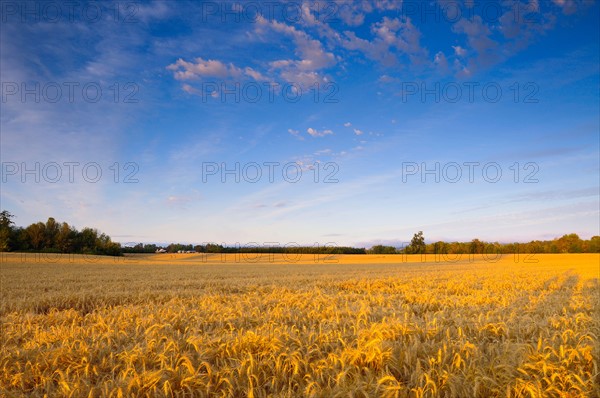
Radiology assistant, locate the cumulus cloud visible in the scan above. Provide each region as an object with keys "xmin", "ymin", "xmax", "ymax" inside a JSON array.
[
  {"xmin": 166, "ymin": 0, "xmax": 589, "ymax": 92},
  {"xmin": 166, "ymin": 57, "xmax": 243, "ymax": 80},
  {"xmin": 342, "ymin": 17, "xmax": 428, "ymax": 67},
  {"xmin": 452, "ymin": 46, "xmax": 466, "ymax": 56},
  {"xmin": 452, "ymin": 16, "xmax": 499, "ymax": 68},
  {"xmin": 307, "ymin": 127, "xmax": 334, "ymax": 137},
  {"xmin": 552, "ymin": 0, "xmax": 580, "ymax": 14},
  {"xmin": 338, "ymin": 5, "xmax": 366, "ymax": 26},
  {"xmin": 378, "ymin": 74, "xmax": 398, "ymax": 83},
  {"xmin": 433, "ymin": 51, "xmax": 448, "ymax": 73},
  {"xmin": 288, "ymin": 128, "xmax": 304, "ymax": 140},
  {"xmin": 136, "ymin": 1, "xmax": 173, "ymax": 22},
  {"xmin": 256, "ymin": 16, "xmax": 336, "ymax": 86},
  {"xmin": 181, "ymin": 84, "xmax": 198, "ymax": 94},
  {"xmin": 354, "ymin": 128, "xmax": 364, "ymax": 135},
  {"xmin": 370, "ymin": 0, "xmax": 404, "ymax": 11},
  {"xmin": 244, "ymin": 67, "xmax": 268, "ymax": 82},
  {"xmin": 166, "ymin": 58, "xmax": 273, "ymax": 89}
]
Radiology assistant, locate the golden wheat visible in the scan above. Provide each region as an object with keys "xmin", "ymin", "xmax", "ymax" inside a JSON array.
[{"xmin": 0, "ymin": 253, "xmax": 598, "ymax": 397}]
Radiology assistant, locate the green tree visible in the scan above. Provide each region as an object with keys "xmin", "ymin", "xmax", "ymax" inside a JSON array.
[
  {"xmin": 79, "ymin": 228, "xmax": 99, "ymax": 253},
  {"xmin": 433, "ymin": 241, "xmax": 447, "ymax": 254},
  {"xmin": 469, "ymin": 239, "xmax": 485, "ymax": 254},
  {"xmin": 588, "ymin": 236, "xmax": 600, "ymax": 253},
  {"xmin": 0, "ymin": 210, "xmax": 15, "ymax": 251},
  {"xmin": 26, "ymin": 222, "xmax": 46, "ymax": 250},
  {"xmin": 12, "ymin": 227, "xmax": 29, "ymax": 251},
  {"xmin": 205, "ymin": 243, "xmax": 224, "ymax": 253},
  {"xmin": 45, "ymin": 217, "xmax": 59, "ymax": 249},
  {"xmin": 556, "ymin": 233, "xmax": 583, "ymax": 253},
  {"xmin": 370, "ymin": 245, "xmax": 396, "ymax": 254},
  {"xmin": 408, "ymin": 231, "xmax": 425, "ymax": 254},
  {"xmin": 56, "ymin": 222, "xmax": 75, "ymax": 252}
]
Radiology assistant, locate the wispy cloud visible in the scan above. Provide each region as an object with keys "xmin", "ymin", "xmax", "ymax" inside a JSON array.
[{"xmin": 307, "ymin": 127, "xmax": 334, "ymax": 137}]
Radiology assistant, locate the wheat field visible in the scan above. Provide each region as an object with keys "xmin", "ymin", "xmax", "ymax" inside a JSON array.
[{"xmin": 0, "ymin": 252, "xmax": 598, "ymax": 397}]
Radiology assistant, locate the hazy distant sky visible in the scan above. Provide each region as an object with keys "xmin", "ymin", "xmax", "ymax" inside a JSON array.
[{"xmin": 1, "ymin": 0, "xmax": 599, "ymax": 247}]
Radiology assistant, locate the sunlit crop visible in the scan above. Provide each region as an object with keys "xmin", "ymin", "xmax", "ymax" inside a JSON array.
[{"xmin": 1, "ymin": 253, "xmax": 598, "ymax": 397}]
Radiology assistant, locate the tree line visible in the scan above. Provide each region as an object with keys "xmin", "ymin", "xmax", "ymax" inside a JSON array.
[
  {"xmin": 2, "ymin": 211, "xmax": 598, "ymax": 256},
  {"xmin": 0, "ymin": 211, "xmax": 121, "ymax": 256},
  {"xmin": 123, "ymin": 242, "xmax": 367, "ymax": 254},
  {"xmin": 369, "ymin": 231, "xmax": 600, "ymax": 254},
  {"xmin": 129, "ymin": 230, "xmax": 599, "ymax": 255}
]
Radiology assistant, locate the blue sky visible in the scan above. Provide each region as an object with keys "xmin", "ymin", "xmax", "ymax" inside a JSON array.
[{"xmin": 1, "ymin": 0, "xmax": 598, "ymax": 247}]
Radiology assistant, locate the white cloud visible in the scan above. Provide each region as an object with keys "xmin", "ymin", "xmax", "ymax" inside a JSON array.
[
  {"xmin": 166, "ymin": 57, "xmax": 243, "ymax": 80},
  {"xmin": 165, "ymin": 192, "xmax": 202, "ymax": 209},
  {"xmin": 342, "ymin": 17, "xmax": 428, "ymax": 67},
  {"xmin": 354, "ymin": 128, "xmax": 364, "ymax": 135},
  {"xmin": 434, "ymin": 51, "xmax": 448, "ymax": 73},
  {"xmin": 552, "ymin": 0, "xmax": 579, "ymax": 14},
  {"xmin": 167, "ymin": 59, "xmax": 272, "ymax": 94},
  {"xmin": 454, "ymin": 59, "xmax": 472, "ymax": 78},
  {"xmin": 452, "ymin": 46, "xmax": 466, "ymax": 56},
  {"xmin": 307, "ymin": 127, "xmax": 334, "ymax": 137},
  {"xmin": 297, "ymin": 3, "xmax": 343, "ymax": 43},
  {"xmin": 244, "ymin": 67, "xmax": 268, "ymax": 82},
  {"xmin": 378, "ymin": 74, "xmax": 398, "ymax": 83},
  {"xmin": 288, "ymin": 128, "xmax": 304, "ymax": 140},
  {"xmin": 452, "ymin": 16, "xmax": 499, "ymax": 68},
  {"xmin": 372, "ymin": 0, "xmax": 404, "ymax": 11},
  {"xmin": 181, "ymin": 84, "xmax": 198, "ymax": 94},
  {"xmin": 337, "ymin": 5, "xmax": 366, "ymax": 26},
  {"xmin": 136, "ymin": 1, "xmax": 173, "ymax": 22},
  {"xmin": 257, "ymin": 16, "xmax": 336, "ymax": 86},
  {"xmin": 344, "ymin": 122, "xmax": 352, "ymax": 127}
]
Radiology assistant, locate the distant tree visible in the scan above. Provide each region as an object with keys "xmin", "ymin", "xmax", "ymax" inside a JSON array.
[
  {"xmin": 79, "ymin": 228, "xmax": 99, "ymax": 253},
  {"xmin": 370, "ymin": 245, "xmax": 396, "ymax": 254},
  {"xmin": 205, "ymin": 243, "xmax": 224, "ymax": 253},
  {"xmin": 469, "ymin": 239, "xmax": 485, "ymax": 254},
  {"xmin": 118, "ymin": 242, "xmax": 158, "ymax": 254},
  {"xmin": 0, "ymin": 211, "xmax": 121, "ymax": 256},
  {"xmin": 0, "ymin": 210, "xmax": 15, "ymax": 251},
  {"xmin": 12, "ymin": 227, "xmax": 29, "ymax": 251},
  {"xmin": 0, "ymin": 210, "xmax": 14, "ymax": 229},
  {"xmin": 408, "ymin": 231, "xmax": 425, "ymax": 254},
  {"xmin": 45, "ymin": 217, "xmax": 59, "ymax": 248},
  {"xmin": 26, "ymin": 222, "xmax": 46, "ymax": 250},
  {"xmin": 527, "ymin": 240, "xmax": 545, "ymax": 253},
  {"xmin": 101, "ymin": 240, "xmax": 122, "ymax": 256},
  {"xmin": 556, "ymin": 233, "xmax": 583, "ymax": 253},
  {"xmin": 56, "ymin": 222, "xmax": 75, "ymax": 252},
  {"xmin": 589, "ymin": 236, "xmax": 600, "ymax": 253},
  {"xmin": 433, "ymin": 241, "xmax": 447, "ymax": 254},
  {"xmin": 484, "ymin": 242, "xmax": 502, "ymax": 256}
]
